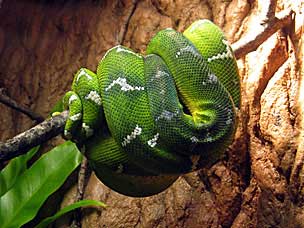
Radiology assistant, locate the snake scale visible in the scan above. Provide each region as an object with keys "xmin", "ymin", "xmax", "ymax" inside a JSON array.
[{"xmin": 61, "ymin": 19, "xmax": 241, "ymax": 197}]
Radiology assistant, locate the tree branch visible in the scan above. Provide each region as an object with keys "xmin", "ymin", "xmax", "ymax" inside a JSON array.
[
  {"xmin": 232, "ymin": 9, "xmax": 294, "ymax": 59},
  {"xmin": 0, "ymin": 111, "xmax": 68, "ymax": 161},
  {"xmin": 0, "ymin": 7, "xmax": 295, "ymax": 162},
  {"xmin": 71, "ymin": 157, "xmax": 90, "ymax": 228},
  {"xmin": 0, "ymin": 88, "xmax": 44, "ymax": 123},
  {"xmin": 117, "ymin": 0, "xmax": 139, "ymax": 45},
  {"xmin": 259, "ymin": 0, "xmax": 277, "ymax": 23}
]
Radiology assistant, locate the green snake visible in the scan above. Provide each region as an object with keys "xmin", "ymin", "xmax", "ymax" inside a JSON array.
[{"xmin": 61, "ymin": 19, "xmax": 240, "ymax": 197}]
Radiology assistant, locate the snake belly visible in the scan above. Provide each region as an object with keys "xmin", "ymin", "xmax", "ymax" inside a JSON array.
[{"xmin": 62, "ymin": 19, "xmax": 241, "ymax": 197}]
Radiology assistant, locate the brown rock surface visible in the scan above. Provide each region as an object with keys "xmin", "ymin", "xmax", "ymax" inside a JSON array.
[{"xmin": 0, "ymin": 0, "xmax": 303, "ymax": 227}]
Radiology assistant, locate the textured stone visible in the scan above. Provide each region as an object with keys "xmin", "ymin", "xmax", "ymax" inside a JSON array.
[{"xmin": 0, "ymin": 0, "xmax": 303, "ymax": 227}]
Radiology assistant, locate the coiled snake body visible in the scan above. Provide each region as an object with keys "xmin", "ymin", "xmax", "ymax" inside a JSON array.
[{"xmin": 62, "ymin": 20, "xmax": 240, "ymax": 197}]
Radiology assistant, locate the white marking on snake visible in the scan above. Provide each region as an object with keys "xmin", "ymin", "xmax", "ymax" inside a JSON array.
[
  {"xmin": 69, "ymin": 113, "xmax": 82, "ymax": 121},
  {"xmin": 105, "ymin": 77, "xmax": 144, "ymax": 92},
  {"xmin": 155, "ymin": 71, "xmax": 169, "ymax": 79},
  {"xmin": 64, "ymin": 130, "xmax": 72, "ymax": 139},
  {"xmin": 190, "ymin": 136, "xmax": 199, "ymax": 143},
  {"xmin": 121, "ymin": 125, "xmax": 142, "ymax": 147},
  {"xmin": 147, "ymin": 133, "xmax": 160, "ymax": 148},
  {"xmin": 85, "ymin": 91, "xmax": 102, "ymax": 105},
  {"xmin": 68, "ymin": 94, "xmax": 78, "ymax": 105},
  {"xmin": 150, "ymin": 71, "xmax": 169, "ymax": 82},
  {"xmin": 191, "ymin": 155, "xmax": 200, "ymax": 170},
  {"xmin": 155, "ymin": 110, "xmax": 177, "ymax": 121},
  {"xmin": 82, "ymin": 123, "xmax": 94, "ymax": 137},
  {"xmin": 226, "ymin": 118, "xmax": 233, "ymax": 125},
  {"xmin": 116, "ymin": 46, "xmax": 142, "ymax": 58},
  {"xmin": 115, "ymin": 164, "xmax": 124, "ymax": 174},
  {"xmin": 180, "ymin": 46, "xmax": 201, "ymax": 58},
  {"xmin": 207, "ymin": 73, "xmax": 218, "ymax": 84},
  {"xmin": 205, "ymin": 132, "xmax": 213, "ymax": 142},
  {"xmin": 207, "ymin": 39, "xmax": 233, "ymax": 62},
  {"xmin": 223, "ymin": 40, "xmax": 233, "ymax": 58},
  {"xmin": 175, "ymin": 51, "xmax": 181, "ymax": 58},
  {"xmin": 188, "ymin": 19, "xmax": 211, "ymax": 33},
  {"xmin": 225, "ymin": 108, "xmax": 234, "ymax": 125},
  {"xmin": 101, "ymin": 46, "xmax": 119, "ymax": 61},
  {"xmin": 76, "ymin": 69, "xmax": 92, "ymax": 83}
]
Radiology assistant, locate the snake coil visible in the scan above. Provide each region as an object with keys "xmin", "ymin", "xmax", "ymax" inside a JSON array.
[{"xmin": 62, "ymin": 20, "xmax": 241, "ymax": 197}]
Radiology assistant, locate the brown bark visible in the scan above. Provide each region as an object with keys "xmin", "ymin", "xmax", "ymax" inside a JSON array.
[{"xmin": 0, "ymin": 0, "xmax": 303, "ymax": 227}]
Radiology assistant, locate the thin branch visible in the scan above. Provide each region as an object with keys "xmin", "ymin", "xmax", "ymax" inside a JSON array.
[
  {"xmin": 0, "ymin": 88, "xmax": 44, "ymax": 123},
  {"xmin": 232, "ymin": 9, "xmax": 294, "ymax": 59},
  {"xmin": 75, "ymin": 156, "xmax": 89, "ymax": 202},
  {"xmin": 117, "ymin": 0, "xmax": 139, "ymax": 45},
  {"xmin": 259, "ymin": 0, "xmax": 277, "ymax": 23},
  {"xmin": 0, "ymin": 111, "xmax": 68, "ymax": 162},
  {"xmin": 71, "ymin": 157, "xmax": 90, "ymax": 228}
]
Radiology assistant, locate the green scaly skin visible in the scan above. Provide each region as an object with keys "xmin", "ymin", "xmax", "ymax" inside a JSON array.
[{"xmin": 61, "ymin": 19, "xmax": 241, "ymax": 197}]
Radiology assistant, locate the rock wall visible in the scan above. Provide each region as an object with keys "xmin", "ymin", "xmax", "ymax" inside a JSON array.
[{"xmin": 0, "ymin": 0, "xmax": 303, "ymax": 227}]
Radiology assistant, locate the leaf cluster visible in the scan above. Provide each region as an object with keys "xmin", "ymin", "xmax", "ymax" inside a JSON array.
[{"xmin": 0, "ymin": 142, "xmax": 105, "ymax": 228}]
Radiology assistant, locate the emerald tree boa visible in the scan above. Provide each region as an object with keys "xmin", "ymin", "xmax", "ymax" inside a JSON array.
[{"xmin": 61, "ymin": 20, "xmax": 241, "ymax": 197}]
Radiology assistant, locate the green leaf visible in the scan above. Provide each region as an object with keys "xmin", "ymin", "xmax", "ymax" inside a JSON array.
[
  {"xmin": 0, "ymin": 146, "xmax": 40, "ymax": 197},
  {"xmin": 0, "ymin": 141, "xmax": 82, "ymax": 228},
  {"xmin": 34, "ymin": 199, "xmax": 106, "ymax": 228}
]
